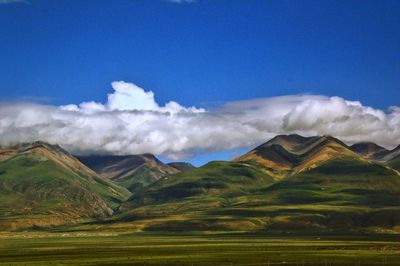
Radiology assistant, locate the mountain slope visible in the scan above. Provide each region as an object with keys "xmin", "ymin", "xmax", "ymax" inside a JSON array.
[
  {"xmin": 388, "ymin": 155, "xmax": 400, "ymax": 171},
  {"xmin": 125, "ymin": 161, "xmax": 275, "ymax": 205},
  {"xmin": 77, "ymin": 154, "xmax": 179, "ymax": 193},
  {"xmin": 117, "ymin": 160, "xmax": 277, "ymax": 229},
  {"xmin": 167, "ymin": 162, "xmax": 196, "ymax": 172},
  {"xmin": 0, "ymin": 142, "xmax": 130, "ymax": 230},
  {"xmin": 375, "ymin": 145, "xmax": 400, "ymax": 162}
]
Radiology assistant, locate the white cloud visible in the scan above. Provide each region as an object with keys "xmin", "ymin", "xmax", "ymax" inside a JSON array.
[
  {"xmin": 107, "ymin": 81, "xmax": 159, "ymax": 111},
  {"xmin": 0, "ymin": 81, "xmax": 399, "ymax": 159},
  {"xmin": 60, "ymin": 81, "xmax": 204, "ymax": 115}
]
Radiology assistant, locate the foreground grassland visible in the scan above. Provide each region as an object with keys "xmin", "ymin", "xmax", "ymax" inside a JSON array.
[{"xmin": 1, "ymin": 233, "xmax": 400, "ymax": 265}]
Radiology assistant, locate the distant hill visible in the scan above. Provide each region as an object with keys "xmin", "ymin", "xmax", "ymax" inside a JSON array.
[
  {"xmin": 0, "ymin": 142, "xmax": 130, "ymax": 230},
  {"xmin": 77, "ymin": 154, "xmax": 179, "ymax": 193},
  {"xmin": 167, "ymin": 162, "xmax": 196, "ymax": 172},
  {"xmin": 350, "ymin": 142, "xmax": 388, "ymax": 159},
  {"xmin": 349, "ymin": 143, "xmax": 400, "ymax": 172}
]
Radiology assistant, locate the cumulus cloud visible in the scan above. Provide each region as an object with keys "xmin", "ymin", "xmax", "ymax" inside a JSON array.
[
  {"xmin": 0, "ymin": 81, "xmax": 399, "ymax": 159},
  {"xmin": 60, "ymin": 81, "xmax": 204, "ymax": 115}
]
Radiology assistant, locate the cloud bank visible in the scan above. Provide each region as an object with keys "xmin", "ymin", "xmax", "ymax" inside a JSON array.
[{"xmin": 0, "ymin": 81, "xmax": 399, "ymax": 159}]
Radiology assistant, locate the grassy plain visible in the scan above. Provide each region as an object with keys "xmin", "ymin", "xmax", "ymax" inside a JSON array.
[{"xmin": 1, "ymin": 232, "xmax": 400, "ymax": 265}]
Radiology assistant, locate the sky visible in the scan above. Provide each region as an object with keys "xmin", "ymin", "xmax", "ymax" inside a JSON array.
[{"xmin": 0, "ymin": 0, "xmax": 399, "ymax": 166}]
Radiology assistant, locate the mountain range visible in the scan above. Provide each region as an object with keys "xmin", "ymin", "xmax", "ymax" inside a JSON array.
[
  {"xmin": 76, "ymin": 154, "xmax": 187, "ymax": 193},
  {"xmin": 1, "ymin": 135, "xmax": 399, "ymax": 232}
]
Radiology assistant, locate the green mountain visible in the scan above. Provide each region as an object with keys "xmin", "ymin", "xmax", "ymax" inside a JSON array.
[
  {"xmin": 118, "ymin": 160, "xmax": 277, "ymax": 230},
  {"xmin": 0, "ymin": 142, "xmax": 130, "ymax": 231},
  {"xmin": 77, "ymin": 154, "xmax": 179, "ymax": 193},
  {"xmin": 117, "ymin": 135, "xmax": 400, "ymax": 232}
]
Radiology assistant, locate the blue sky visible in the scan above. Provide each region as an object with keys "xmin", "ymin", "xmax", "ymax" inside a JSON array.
[{"xmin": 0, "ymin": 0, "xmax": 399, "ymax": 166}]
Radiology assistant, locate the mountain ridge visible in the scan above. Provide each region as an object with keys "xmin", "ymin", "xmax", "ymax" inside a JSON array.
[{"xmin": 234, "ymin": 135, "xmax": 365, "ymax": 178}]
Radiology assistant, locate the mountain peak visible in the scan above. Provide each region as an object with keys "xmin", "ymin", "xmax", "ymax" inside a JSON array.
[
  {"xmin": 263, "ymin": 134, "xmax": 346, "ymax": 154},
  {"xmin": 350, "ymin": 142, "xmax": 387, "ymax": 158},
  {"xmin": 235, "ymin": 134, "xmax": 360, "ymax": 177},
  {"xmin": 77, "ymin": 153, "xmax": 179, "ymax": 192},
  {"xmin": 267, "ymin": 134, "xmax": 315, "ymax": 144},
  {"xmin": 2, "ymin": 140, "xmax": 72, "ymax": 158},
  {"xmin": 263, "ymin": 134, "xmax": 319, "ymax": 153}
]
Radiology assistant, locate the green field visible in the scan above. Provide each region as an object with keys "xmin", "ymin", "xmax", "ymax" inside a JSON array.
[{"xmin": 1, "ymin": 232, "xmax": 400, "ymax": 265}]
